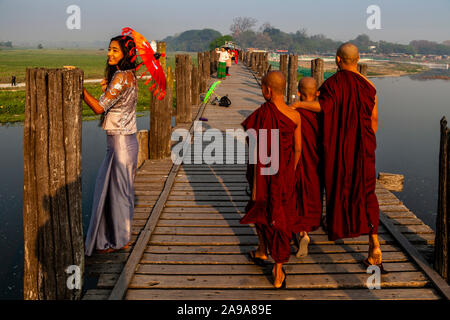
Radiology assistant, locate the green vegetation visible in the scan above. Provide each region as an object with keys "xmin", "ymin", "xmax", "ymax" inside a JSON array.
[
  {"xmin": 209, "ymin": 35, "xmax": 233, "ymax": 50},
  {"xmin": 163, "ymin": 29, "xmax": 222, "ymax": 52},
  {"xmin": 0, "ymin": 49, "xmax": 107, "ymax": 83},
  {"xmin": 0, "ymin": 79, "xmax": 177, "ymax": 123}
]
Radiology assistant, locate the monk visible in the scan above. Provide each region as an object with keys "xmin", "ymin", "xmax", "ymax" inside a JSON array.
[
  {"xmin": 241, "ymin": 71, "xmax": 302, "ymax": 288},
  {"xmin": 291, "ymin": 43, "xmax": 385, "ymax": 272},
  {"xmin": 293, "ymin": 77, "xmax": 324, "ymax": 258}
]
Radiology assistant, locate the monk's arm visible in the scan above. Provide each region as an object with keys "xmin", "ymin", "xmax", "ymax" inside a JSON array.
[
  {"xmin": 290, "ymin": 100, "xmax": 321, "ymax": 113},
  {"xmin": 294, "ymin": 116, "xmax": 302, "ymax": 169},
  {"xmin": 83, "ymin": 88, "xmax": 104, "ymax": 115},
  {"xmin": 371, "ymin": 95, "xmax": 378, "ymax": 134}
]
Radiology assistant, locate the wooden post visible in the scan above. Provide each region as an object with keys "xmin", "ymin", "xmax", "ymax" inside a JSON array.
[
  {"xmin": 279, "ymin": 54, "xmax": 288, "ymax": 79},
  {"xmin": 435, "ymin": 116, "xmax": 449, "ymax": 281},
  {"xmin": 311, "ymin": 58, "xmax": 324, "ymax": 87},
  {"xmin": 137, "ymin": 130, "xmax": 149, "ymax": 168},
  {"xmin": 203, "ymin": 51, "xmax": 210, "ymax": 88},
  {"xmin": 191, "ymin": 64, "xmax": 200, "ymax": 106},
  {"xmin": 149, "ymin": 66, "xmax": 174, "ymax": 159},
  {"xmin": 287, "ymin": 54, "xmax": 298, "ymax": 104},
  {"xmin": 197, "ymin": 52, "xmax": 204, "ymax": 93},
  {"xmin": 157, "ymin": 41, "xmax": 166, "ymax": 72},
  {"xmin": 175, "ymin": 55, "xmax": 191, "ymax": 123},
  {"xmin": 23, "ymin": 68, "xmax": 84, "ymax": 300},
  {"xmin": 358, "ymin": 63, "xmax": 368, "ymax": 76},
  {"xmin": 209, "ymin": 49, "xmax": 216, "ymax": 75}
]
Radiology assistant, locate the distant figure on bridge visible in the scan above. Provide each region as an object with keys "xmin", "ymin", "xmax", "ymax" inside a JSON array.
[
  {"xmin": 293, "ymin": 77, "xmax": 324, "ymax": 258},
  {"xmin": 291, "ymin": 43, "xmax": 386, "ymax": 272},
  {"xmin": 241, "ymin": 71, "xmax": 303, "ymax": 288},
  {"xmin": 82, "ymin": 34, "xmax": 140, "ymax": 256},
  {"xmin": 226, "ymin": 48, "xmax": 232, "ymax": 76},
  {"xmin": 217, "ymin": 47, "xmax": 229, "ymax": 80},
  {"xmin": 11, "ymin": 75, "xmax": 16, "ymax": 87}
]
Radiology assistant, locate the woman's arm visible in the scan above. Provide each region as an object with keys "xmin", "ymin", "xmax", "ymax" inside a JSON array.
[{"xmin": 83, "ymin": 88, "xmax": 104, "ymax": 115}]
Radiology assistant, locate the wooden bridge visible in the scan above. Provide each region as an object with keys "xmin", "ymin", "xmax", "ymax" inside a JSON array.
[{"xmin": 80, "ymin": 62, "xmax": 449, "ymax": 300}]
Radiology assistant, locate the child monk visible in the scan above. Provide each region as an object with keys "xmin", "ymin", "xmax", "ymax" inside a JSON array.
[
  {"xmin": 241, "ymin": 71, "xmax": 302, "ymax": 288},
  {"xmin": 293, "ymin": 77, "xmax": 324, "ymax": 257},
  {"xmin": 291, "ymin": 43, "xmax": 385, "ymax": 272}
]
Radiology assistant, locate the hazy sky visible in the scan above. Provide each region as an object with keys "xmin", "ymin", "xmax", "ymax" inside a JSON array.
[{"xmin": 0, "ymin": 0, "xmax": 449, "ymax": 45}]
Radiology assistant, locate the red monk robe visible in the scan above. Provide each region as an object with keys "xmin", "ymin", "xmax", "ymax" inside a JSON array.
[
  {"xmin": 241, "ymin": 101, "xmax": 300, "ymax": 263},
  {"xmin": 295, "ymin": 108, "xmax": 324, "ymax": 232},
  {"xmin": 319, "ymin": 70, "xmax": 379, "ymax": 241}
]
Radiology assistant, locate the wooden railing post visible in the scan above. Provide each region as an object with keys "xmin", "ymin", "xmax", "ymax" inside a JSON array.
[
  {"xmin": 203, "ymin": 51, "xmax": 210, "ymax": 87},
  {"xmin": 311, "ymin": 58, "xmax": 324, "ymax": 87},
  {"xmin": 279, "ymin": 54, "xmax": 288, "ymax": 79},
  {"xmin": 435, "ymin": 116, "xmax": 449, "ymax": 282},
  {"xmin": 23, "ymin": 67, "xmax": 84, "ymax": 300},
  {"xmin": 287, "ymin": 54, "xmax": 298, "ymax": 104},
  {"xmin": 197, "ymin": 52, "xmax": 205, "ymax": 93},
  {"xmin": 358, "ymin": 63, "xmax": 368, "ymax": 76},
  {"xmin": 157, "ymin": 41, "xmax": 166, "ymax": 72},
  {"xmin": 191, "ymin": 64, "xmax": 200, "ymax": 105},
  {"xmin": 175, "ymin": 54, "xmax": 191, "ymax": 123}
]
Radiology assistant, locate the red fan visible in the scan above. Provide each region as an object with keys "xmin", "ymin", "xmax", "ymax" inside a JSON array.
[{"xmin": 122, "ymin": 27, "xmax": 166, "ymax": 100}]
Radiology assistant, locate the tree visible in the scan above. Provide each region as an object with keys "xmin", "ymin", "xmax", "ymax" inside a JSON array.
[
  {"xmin": 230, "ymin": 17, "xmax": 257, "ymax": 38},
  {"xmin": 209, "ymin": 35, "xmax": 233, "ymax": 50},
  {"xmin": 444, "ymin": 40, "xmax": 450, "ymax": 47},
  {"xmin": 37, "ymin": 43, "xmax": 43, "ymax": 49}
]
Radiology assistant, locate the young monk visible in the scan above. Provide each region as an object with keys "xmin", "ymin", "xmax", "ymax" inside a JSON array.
[
  {"xmin": 241, "ymin": 71, "xmax": 302, "ymax": 288},
  {"xmin": 293, "ymin": 77, "xmax": 324, "ymax": 258},
  {"xmin": 291, "ymin": 43, "xmax": 386, "ymax": 272}
]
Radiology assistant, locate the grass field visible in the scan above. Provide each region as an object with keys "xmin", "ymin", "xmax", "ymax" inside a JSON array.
[
  {"xmin": 0, "ymin": 80, "xmax": 176, "ymax": 123},
  {"xmin": 0, "ymin": 48, "xmax": 195, "ymax": 84},
  {"xmin": 0, "ymin": 48, "xmax": 194, "ymax": 123}
]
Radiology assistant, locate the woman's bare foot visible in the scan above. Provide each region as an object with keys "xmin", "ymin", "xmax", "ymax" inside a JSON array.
[{"xmin": 272, "ymin": 263, "xmax": 286, "ymax": 288}]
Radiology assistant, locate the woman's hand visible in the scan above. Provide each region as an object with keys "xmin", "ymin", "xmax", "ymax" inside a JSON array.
[
  {"xmin": 83, "ymin": 87, "xmax": 105, "ymax": 115},
  {"xmin": 100, "ymin": 79, "xmax": 107, "ymax": 92}
]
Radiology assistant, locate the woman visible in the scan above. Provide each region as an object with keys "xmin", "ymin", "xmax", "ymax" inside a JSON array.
[
  {"xmin": 83, "ymin": 35, "xmax": 139, "ymax": 256},
  {"xmin": 226, "ymin": 49, "xmax": 232, "ymax": 76},
  {"xmin": 217, "ymin": 47, "xmax": 229, "ymax": 80}
]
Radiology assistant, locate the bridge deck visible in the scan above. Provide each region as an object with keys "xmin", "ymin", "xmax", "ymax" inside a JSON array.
[{"xmin": 84, "ymin": 63, "xmax": 443, "ymax": 300}]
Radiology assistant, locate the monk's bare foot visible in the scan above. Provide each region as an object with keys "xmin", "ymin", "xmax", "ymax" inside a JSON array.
[
  {"xmin": 252, "ymin": 247, "xmax": 268, "ymax": 260},
  {"xmin": 368, "ymin": 235, "xmax": 382, "ymax": 265},
  {"xmin": 272, "ymin": 263, "xmax": 286, "ymax": 289},
  {"xmin": 296, "ymin": 232, "xmax": 310, "ymax": 258}
]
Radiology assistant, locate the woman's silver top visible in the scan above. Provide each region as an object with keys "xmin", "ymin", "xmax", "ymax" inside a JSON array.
[{"xmin": 99, "ymin": 70, "xmax": 138, "ymax": 135}]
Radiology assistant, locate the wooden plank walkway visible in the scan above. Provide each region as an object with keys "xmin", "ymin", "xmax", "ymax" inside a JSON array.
[{"xmin": 83, "ymin": 63, "xmax": 448, "ymax": 300}]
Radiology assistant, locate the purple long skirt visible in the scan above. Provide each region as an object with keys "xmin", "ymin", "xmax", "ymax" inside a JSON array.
[{"xmin": 84, "ymin": 134, "xmax": 138, "ymax": 256}]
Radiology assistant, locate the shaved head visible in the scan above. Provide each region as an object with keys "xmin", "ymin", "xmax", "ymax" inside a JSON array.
[
  {"xmin": 262, "ymin": 71, "xmax": 286, "ymax": 96},
  {"xmin": 337, "ymin": 42, "xmax": 360, "ymax": 65},
  {"xmin": 298, "ymin": 77, "xmax": 317, "ymax": 92}
]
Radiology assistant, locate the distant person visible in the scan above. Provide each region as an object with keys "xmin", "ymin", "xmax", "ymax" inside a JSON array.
[
  {"xmin": 11, "ymin": 75, "xmax": 16, "ymax": 87},
  {"xmin": 226, "ymin": 49, "xmax": 232, "ymax": 76},
  {"xmin": 292, "ymin": 77, "xmax": 324, "ymax": 257},
  {"xmin": 217, "ymin": 47, "xmax": 229, "ymax": 80},
  {"xmin": 291, "ymin": 43, "xmax": 386, "ymax": 272},
  {"xmin": 241, "ymin": 71, "xmax": 302, "ymax": 288},
  {"xmin": 82, "ymin": 35, "xmax": 140, "ymax": 256}
]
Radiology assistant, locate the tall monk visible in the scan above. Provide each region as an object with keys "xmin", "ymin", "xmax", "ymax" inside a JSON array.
[
  {"xmin": 291, "ymin": 43, "xmax": 385, "ymax": 271},
  {"xmin": 293, "ymin": 77, "xmax": 324, "ymax": 258},
  {"xmin": 241, "ymin": 71, "xmax": 302, "ymax": 288}
]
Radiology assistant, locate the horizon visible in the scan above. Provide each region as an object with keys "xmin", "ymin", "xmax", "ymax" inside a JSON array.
[{"xmin": 0, "ymin": 0, "xmax": 449, "ymax": 48}]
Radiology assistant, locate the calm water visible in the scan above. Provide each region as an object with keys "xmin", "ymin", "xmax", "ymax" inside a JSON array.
[{"xmin": 0, "ymin": 76, "xmax": 449, "ymax": 299}]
